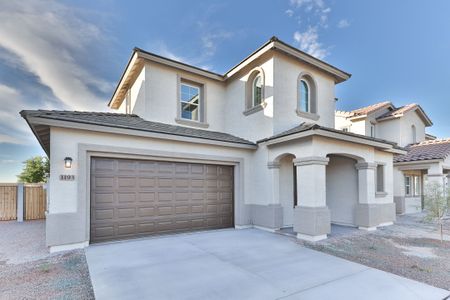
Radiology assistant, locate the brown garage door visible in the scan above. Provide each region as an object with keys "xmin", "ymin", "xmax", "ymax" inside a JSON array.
[{"xmin": 90, "ymin": 157, "xmax": 234, "ymax": 243}]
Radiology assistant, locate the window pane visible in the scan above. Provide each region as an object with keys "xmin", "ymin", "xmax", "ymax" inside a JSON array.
[
  {"xmin": 405, "ymin": 176, "xmax": 411, "ymax": 195},
  {"xmin": 413, "ymin": 176, "xmax": 421, "ymax": 196},
  {"xmin": 376, "ymin": 165, "xmax": 384, "ymax": 192},
  {"xmin": 180, "ymin": 83, "xmax": 200, "ymax": 120},
  {"xmin": 181, "ymin": 102, "xmax": 199, "ymax": 121},
  {"xmin": 253, "ymin": 75, "xmax": 262, "ymax": 106},
  {"xmin": 300, "ymin": 80, "xmax": 309, "ymax": 112}
]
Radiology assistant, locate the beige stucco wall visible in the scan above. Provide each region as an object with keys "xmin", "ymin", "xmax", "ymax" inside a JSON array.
[
  {"xmin": 121, "ymin": 51, "xmax": 340, "ymax": 143},
  {"xmin": 48, "ymin": 127, "xmax": 256, "ymax": 215},
  {"xmin": 326, "ymin": 155, "xmax": 358, "ymax": 226},
  {"xmin": 223, "ymin": 56, "xmax": 275, "ymax": 141},
  {"xmin": 273, "ymin": 53, "xmax": 336, "ymax": 133}
]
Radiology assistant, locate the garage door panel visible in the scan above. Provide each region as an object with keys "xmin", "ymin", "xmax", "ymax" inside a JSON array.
[
  {"xmin": 94, "ymin": 176, "xmax": 115, "ymax": 188},
  {"xmin": 91, "ymin": 157, "xmax": 233, "ymax": 243},
  {"xmin": 93, "ymin": 193, "xmax": 114, "ymax": 204},
  {"xmin": 117, "ymin": 193, "xmax": 136, "ymax": 203},
  {"xmin": 139, "ymin": 192, "xmax": 155, "ymax": 202},
  {"xmin": 138, "ymin": 207, "xmax": 155, "ymax": 217},
  {"xmin": 118, "ymin": 177, "xmax": 136, "ymax": 188},
  {"xmin": 94, "ymin": 209, "xmax": 114, "ymax": 221}
]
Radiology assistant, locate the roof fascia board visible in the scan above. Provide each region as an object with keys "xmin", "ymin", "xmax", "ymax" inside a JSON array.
[
  {"xmin": 259, "ymin": 127, "xmax": 405, "ymax": 154},
  {"xmin": 394, "ymin": 160, "xmax": 442, "ymax": 169},
  {"xmin": 23, "ymin": 119, "xmax": 50, "ymax": 156},
  {"xmin": 108, "ymin": 52, "xmax": 139, "ymax": 108},
  {"xmin": 273, "ymin": 42, "xmax": 350, "ymax": 83},
  {"xmin": 224, "ymin": 42, "xmax": 275, "ymax": 79},
  {"xmin": 137, "ymin": 51, "xmax": 224, "ymax": 81},
  {"xmin": 26, "ymin": 117, "xmax": 257, "ymax": 150}
]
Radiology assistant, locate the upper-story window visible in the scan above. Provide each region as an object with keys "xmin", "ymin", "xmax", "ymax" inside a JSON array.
[
  {"xmin": 244, "ymin": 68, "xmax": 265, "ymax": 116},
  {"xmin": 252, "ymin": 75, "xmax": 263, "ymax": 106},
  {"xmin": 299, "ymin": 79, "xmax": 310, "ymax": 112},
  {"xmin": 370, "ymin": 124, "xmax": 376, "ymax": 137},
  {"xmin": 180, "ymin": 82, "xmax": 201, "ymax": 121},
  {"xmin": 296, "ymin": 74, "xmax": 318, "ymax": 119},
  {"xmin": 412, "ymin": 125, "xmax": 417, "ymax": 143}
]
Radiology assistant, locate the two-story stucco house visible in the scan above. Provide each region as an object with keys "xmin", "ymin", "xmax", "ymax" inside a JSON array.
[
  {"xmin": 22, "ymin": 37, "xmax": 405, "ymax": 252},
  {"xmin": 336, "ymin": 101, "xmax": 450, "ymax": 215}
]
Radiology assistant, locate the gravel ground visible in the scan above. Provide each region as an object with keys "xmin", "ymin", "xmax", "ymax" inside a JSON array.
[
  {"xmin": 0, "ymin": 220, "xmax": 94, "ymax": 299},
  {"xmin": 295, "ymin": 213, "xmax": 450, "ymax": 291}
]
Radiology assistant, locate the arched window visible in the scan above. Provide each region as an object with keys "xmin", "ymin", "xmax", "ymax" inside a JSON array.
[
  {"xmin": 412, "ymin": 125, "xmax": 417, "ymax": 143},
  {"xmin": 252, "ymin": 74, "xmax": 263, "ymax": 106},
  {"xmin": 299, "ymin": 79, "xmax": 310, "ymax": 112},
  {"xmin": 297, "ymin": 74, "xmax": 317, "ymax": 118}
]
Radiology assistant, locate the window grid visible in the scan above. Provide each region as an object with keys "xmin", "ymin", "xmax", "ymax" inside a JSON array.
[{"xmin": 180, "ymin": 83, "xmax": 200, "ymax": 121}]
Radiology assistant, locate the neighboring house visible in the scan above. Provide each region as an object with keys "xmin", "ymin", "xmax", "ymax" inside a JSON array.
[
  {"xmin": 22, "ymin": 37, "xmax": 405, "ymax": 252},
  {"xmin": 336, "ymin": 102, "xmax": 449, "ymax": 214}
]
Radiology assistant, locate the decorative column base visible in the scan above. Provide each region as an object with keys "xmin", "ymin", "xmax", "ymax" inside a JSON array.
[
  {"xmin": 297, "ymin": 233, "xmax": 328, "ymax": 242},
  {"xmin": 293, "ymin": 206, "xmax": 330, "ymax": 241},
  {"xmin": 355, "ymin": 203, "xmax": 396, "ymax": 230}
]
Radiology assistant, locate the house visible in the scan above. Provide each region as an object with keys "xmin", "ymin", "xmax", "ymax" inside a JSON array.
[
  {"xmin": 21, "ymin": 37, "xmax": 405, "ymax": 252},
  {"xmin": 336, "ymin": 102, "xmax": 450, "ymax": 214}
]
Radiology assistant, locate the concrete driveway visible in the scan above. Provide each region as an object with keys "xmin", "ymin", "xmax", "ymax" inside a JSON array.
[{"xmin": 86, "ymin": 229, "xmax": 449, "ymax": 300}]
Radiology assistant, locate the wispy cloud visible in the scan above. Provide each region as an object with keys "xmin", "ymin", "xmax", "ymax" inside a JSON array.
[
  {"xmin": 293, "ymin": 27, "xmax": 329, "ymax": 59},
  {"xmin": 286, "ymin": 0, "xmax": 336, "ymax": 59},
  {"xmin": 338, "ymin": 19, "xmax": 351, "ymax": 29},
  {"xmin": 0, "ymin": 1, "xmax": 113, "ymax": 111}
]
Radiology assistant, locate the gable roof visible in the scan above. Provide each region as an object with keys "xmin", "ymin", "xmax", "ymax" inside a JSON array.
[
  {"xmin": 20, "ymin": 110, "xmax": 256, "ymax": 155},
  {"xmin": 257, "ymin": 122, "xmax": 405, "ymax": 153},
  {"xmin": 376, "ymin": 103, "xmax": 433, "ymax": 126},
  {"xmin": 335, "ymin": 101, "xmax": 394, "ymax": 120},
  {"xmin": 350, "ymin": 101, "xmax": 393, "ymax": 117},
  {"xmin": 337, "ymin": 101, "xmax": 433, "ymax": 126},
  {"xmin": 394, "ymin": 139, "xmax": 450, "ymax": 163},
  {"xmin": 109, "ymin": 36, "xmax": 351, "ymax": 109}
]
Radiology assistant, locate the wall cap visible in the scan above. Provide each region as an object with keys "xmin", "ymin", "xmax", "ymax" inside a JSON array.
[
  {"xmin": 355, "ymin": 162, "xmax": 377, "ymax": 170},
  {"xmin": 293, "ymin": 156, "xmax": 329, "ymax": 166}
]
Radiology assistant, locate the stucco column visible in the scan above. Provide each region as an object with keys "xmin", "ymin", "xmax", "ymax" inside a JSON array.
[
  {"xmin": 355, "ymin": 162, "xmax": 379, "ymax": 231},
  {"xmin": 355, "ymin": 162, "xmax": 376, "ymax": 204},
  {"xmin": 292, "ymin": 156, "xmax": 330, "ymax": 241},
  {"xmin": 267, "ymin": 162, "xmax": 280, "ymax": 205}
]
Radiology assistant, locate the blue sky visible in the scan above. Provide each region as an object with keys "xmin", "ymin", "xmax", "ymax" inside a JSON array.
[{"xmin": 1, "ymin": 0, "xmax": 450, "ymax": 182}]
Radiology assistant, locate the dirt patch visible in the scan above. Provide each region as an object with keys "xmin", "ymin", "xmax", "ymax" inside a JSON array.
[
  {"xmin": 0, "ymin": 250, "xmax": 94, "ymax": 299},
  {"xmin": 297, "ymin": 215, "xmax": 450, "ymax": 291}
]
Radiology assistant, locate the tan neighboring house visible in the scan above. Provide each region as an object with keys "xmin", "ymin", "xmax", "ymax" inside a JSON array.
[
  {"xmin": 336, "ymin": 101, "xmax": 450, "ymax": 214},
  {"xmin": 22, "ymin": 37, "xmax": 405, "ymax": 252}
]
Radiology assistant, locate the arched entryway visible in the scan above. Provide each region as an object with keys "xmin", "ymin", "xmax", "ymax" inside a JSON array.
[
  {"xmin": 326, "ymin": 154, "xmax": 359, "ymax": 226},
  {"xmin": 278, "ymin": 154, "xmax": 296, "ymax": 227}
]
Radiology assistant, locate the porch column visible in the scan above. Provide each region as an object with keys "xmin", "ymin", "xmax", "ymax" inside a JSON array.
[
  {"xmin": 267, "ymin": 162, "xmax": 280, "ymax": 205},
  {"xmin": 355, "ymin": 162, "xmax": 378, "ymax": 230},
  {"xmin": 293, "ymin": 156, "xmax": 330, "ymax": 241}
]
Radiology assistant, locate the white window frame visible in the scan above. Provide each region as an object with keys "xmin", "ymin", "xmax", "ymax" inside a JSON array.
[
  {"xmin": 299, "ymin": 79, "xmax": 311, "ymax": 113},
  {"xmin": 405, "ymin": 176, "xmax": 412, "ymax": 196},
  {"xmin": 179, "ymin": 82, "xmax": 201, "ymax": 122},
  {"xmin": 370, "ymin": 124, "xmax": 376, "ymax": 138},
  {"xmin": 412, "ymin": 125, "xmax": 417, "ymax": 143},
  {"xmin": 252, "ymin": 74, "xmax": 263, "ymax": 107},
  {"xmin": 375, "ymin": 164, "xmax": 385, "ymax": 193},
  {"xmin": 405, "ymin": 175, "xmax": 421, "ymax": 197}
]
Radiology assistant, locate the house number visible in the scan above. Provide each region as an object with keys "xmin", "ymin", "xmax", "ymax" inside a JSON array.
[{"xmin": 59, "ymin": 175, "xmax": 75, "ymax": 181}]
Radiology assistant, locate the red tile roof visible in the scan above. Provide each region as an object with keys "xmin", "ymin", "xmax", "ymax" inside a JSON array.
[{"xmin": 394, "ymin": 139, "xmax": 450, "ymax": 163}]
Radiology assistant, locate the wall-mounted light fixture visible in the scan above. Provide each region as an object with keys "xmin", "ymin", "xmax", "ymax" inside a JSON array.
[{"xmin": 64, "ymin": 157, "xmax": 73, "ymax": 169}]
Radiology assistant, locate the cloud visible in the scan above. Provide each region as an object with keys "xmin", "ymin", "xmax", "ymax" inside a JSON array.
[
  {"xmin": 0, "ymin": 134, "xmax": 24, "ymax": 145},
  {"xmin": 0, "ymin": 1, "xmax": 113, "ymax": 111},
  {"xmin": 337, "ymin": 19, "xmax": 350, "ymax": 28},
  {"xmin": 285, "ymin": 9, "xmax": 294, "ymax": 17},
  {"xmin": 201, "ymin": 31, "xmax": 233, "ymax": 57},
  {"xmin": 293, "ymin": 27, "xmax": 329, "ymax": 59}
]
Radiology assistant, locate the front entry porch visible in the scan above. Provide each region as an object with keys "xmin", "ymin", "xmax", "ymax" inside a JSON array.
[{"xmin": 263, "ymin": 134, "xmax": 397, "ymax": 242}]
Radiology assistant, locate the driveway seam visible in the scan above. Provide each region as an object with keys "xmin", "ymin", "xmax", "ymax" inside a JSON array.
[{"xmin": 274, "ymin": 267, "xmax": 371, "ymax": 299}]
